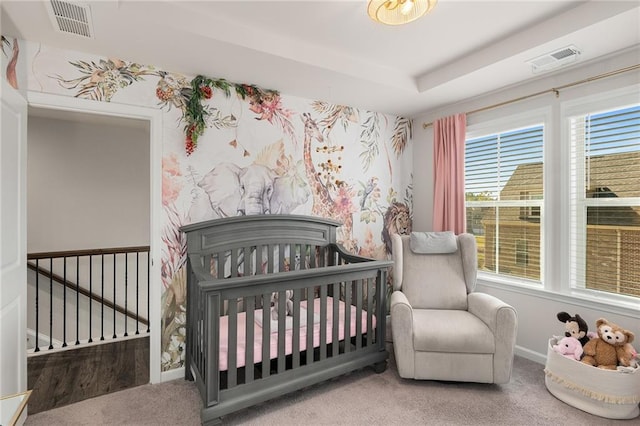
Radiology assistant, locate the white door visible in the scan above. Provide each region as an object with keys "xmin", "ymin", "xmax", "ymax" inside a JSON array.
[{"xmin": 0, "ymin": 78, "xmax": 28, "ymax": 397}]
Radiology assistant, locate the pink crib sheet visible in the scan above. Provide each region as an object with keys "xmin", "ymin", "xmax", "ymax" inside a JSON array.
[{"xmin": 218, "ymin": 297, "xmax": 375, "ymax": 371}]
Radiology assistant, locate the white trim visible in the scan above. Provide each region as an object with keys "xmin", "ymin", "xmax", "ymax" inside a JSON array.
[
  {"xmin": 161, "ymin": 366, "xmax": 185, "ymax": 383},
  {"xmin": 466, "ymin": 106, "xmax": 550, "ymax": 139},
  {"xmin": 478, "ymin": 278, "xmax": 640, "ymax": 319},
  {"xmin": 561, "ymin": 84, "xmax": 640, "ymax": 117},
  {"xmin": 515, "ymin": 345, "xmax": 546, "ymax": 365},
  {"xmin": 26, "ymin": 91, "xmax": 163, "ymax": 384}
]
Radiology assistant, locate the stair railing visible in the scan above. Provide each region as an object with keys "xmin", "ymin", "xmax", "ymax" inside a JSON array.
[{"xmin": 27, "ymin": 246, "xmax": 150, "ymax": 352}]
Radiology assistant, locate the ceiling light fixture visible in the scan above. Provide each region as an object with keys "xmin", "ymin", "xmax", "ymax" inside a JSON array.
[{"xmin": 368, "ymin": 0, "xmax": 438, "ymax": 26}]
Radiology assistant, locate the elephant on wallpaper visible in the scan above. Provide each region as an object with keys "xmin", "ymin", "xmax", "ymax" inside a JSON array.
[{"xmin": 188, "ymin": 162, "xmax": 309, "ymax": 222}]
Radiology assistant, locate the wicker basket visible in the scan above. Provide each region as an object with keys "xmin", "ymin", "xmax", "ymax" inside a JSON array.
[{"xmin": 545, "ymin": 337, "xmax": 640, "ymax": 419}]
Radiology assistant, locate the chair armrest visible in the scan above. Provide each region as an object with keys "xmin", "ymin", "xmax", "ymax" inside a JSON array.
[
  {"xmin": 468, "ymin": 292, "xmax": 518, "ymax": 384},
  {"xmin": 468, "ymin": 292, "xmax": 515, "ymax": 332},
  {"xmin": 390, "ymin": 291, "xmax": 415, "ymax": 378},
  {"xmin": 390, "ymin": 289, "xmax": 410, "ymax": 308},
  {"xmin": 391, "ymin": 234, "xmax": 403, "ymax": 291}
]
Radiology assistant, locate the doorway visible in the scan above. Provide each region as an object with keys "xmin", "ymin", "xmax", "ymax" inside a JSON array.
[{"xmin": 24, "ymin": 92, "xmax": 162, "ymax": 411}]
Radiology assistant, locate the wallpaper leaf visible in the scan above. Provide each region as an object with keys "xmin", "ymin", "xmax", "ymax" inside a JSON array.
[
  {"xmin": 312, "ymin": 101, "xmax": 359, "ymax": 133},
  {"xmin": 359, "ymin": 113, "xmax": 380, "ymax": 172},
  {"xmin": 255, "ymin": 139, "xmax": 285, "ymax": 170},
  {"xmin": 1, "ymin": 36, "xmax": 9, "ymax": 56},
  {"xmin": 52, "ymin": 58, "xmax": 157, "ymax": 101},
  {"xmin": 391, "ymin": 116, "xmax": 412, "ymax": 156}
]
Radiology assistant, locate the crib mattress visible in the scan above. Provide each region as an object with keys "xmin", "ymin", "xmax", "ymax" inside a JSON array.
[{"xmin": 218, "ymin": 297, "xmax": 375, "ymax": 371}]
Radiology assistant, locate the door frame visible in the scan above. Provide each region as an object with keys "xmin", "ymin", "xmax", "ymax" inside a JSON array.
[
  {"xmin": 27, "ymin": 91, "xmax": 163, "ymax": 384},
  {"xmin": 1, "ymin": 78, "xmax": 28, "ymax": 403}
]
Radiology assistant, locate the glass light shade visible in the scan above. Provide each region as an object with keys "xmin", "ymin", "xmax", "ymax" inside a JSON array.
[{"xmin": 368, "ymin": 0, "xmax": 437, "ymax": 26}]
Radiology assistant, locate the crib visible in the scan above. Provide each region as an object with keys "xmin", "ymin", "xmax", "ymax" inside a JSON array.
[{"xmin": 181, "ymin": 215, "xmax": 393, "ymax": 424}]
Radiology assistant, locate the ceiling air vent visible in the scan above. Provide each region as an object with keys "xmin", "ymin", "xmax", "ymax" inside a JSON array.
[
  {"xmin": 46, "ymin": 0, "xmax": 94, "ymax": 38},
  {"xmin": 527, "ymin": 45, "xmax": 581, "ymax": 74}
]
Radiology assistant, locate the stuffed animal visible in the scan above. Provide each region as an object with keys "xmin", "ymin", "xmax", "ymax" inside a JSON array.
[
  {"xmin": 581, "ymin": 318, "xmax": 635, "ymax": 370},
  {"xmin": 552, "ymin": 336, "xmax": 584, "ymax": 361},
  {"xmin": 620, "ymin": 342, "xmax": 639, "ymax": 368},
  {"xmin": 271, "ymin": 290, "xmax": 294, "ymax": 320},
  {"xmin": 557, "ymin": 311, "xmax": 590, "ymax": 346}
]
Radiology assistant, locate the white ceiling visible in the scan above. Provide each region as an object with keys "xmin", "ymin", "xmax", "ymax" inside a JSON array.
[{"xmin": 2, "ymin": 0, "xmax": 639, "ymax": 117}]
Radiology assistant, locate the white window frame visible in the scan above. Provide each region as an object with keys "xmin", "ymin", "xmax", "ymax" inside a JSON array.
[
  {"xmin": 465, "ymin": 107, "xmax": 550, "ymax": 288},
  {"xmin": 560, "ymin": 85, "xmax": 640, "ymax": 307}
]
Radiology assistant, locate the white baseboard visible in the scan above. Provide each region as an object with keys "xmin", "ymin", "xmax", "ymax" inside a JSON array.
[
  {"xmin": 161, "ymin": 366, "xmax": 185, "ymax": 383},
  {"xmin": 515, "ymin": 344, "xmax": 546, "ymax": 365}
]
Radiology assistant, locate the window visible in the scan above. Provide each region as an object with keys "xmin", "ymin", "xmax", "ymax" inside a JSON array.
[
  {"xmin": 569, "ymin": 104, "xmax": 640, "ymax": 298},
  {"xmin": 465, "ymin": 123, "xmax": 544, "ymax": 281},
  {"xmin": 463, "ymin": 86, "xmax": 639, "ymax": 304}
]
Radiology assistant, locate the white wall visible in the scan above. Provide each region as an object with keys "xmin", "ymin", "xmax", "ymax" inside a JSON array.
[
  {"xmin": 411, "ymin": 47, "xmax": 640, "ymax": 362},
  {"xmin": 27, "ymin": 114, "xmax": 150, "ymax": 252}
]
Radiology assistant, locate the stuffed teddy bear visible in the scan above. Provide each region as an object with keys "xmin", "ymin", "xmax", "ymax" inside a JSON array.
[
  {"xmin": 552, "ymin": 336, "xmax": 584, "ymax": 361},
  {"xmin": 271, "ymin": 290, "xmax": 294, "ymax": 320},
  {"xmin": 581, "ymin": 318, "xmax": 635, "ymax": 370},
  {"xmin": 620, "ymin": 342, "xmax": 639, "ymax": 369},
  {"xmin": 557, "ymin": 311, "xmax": 590, "ymax": 346}
]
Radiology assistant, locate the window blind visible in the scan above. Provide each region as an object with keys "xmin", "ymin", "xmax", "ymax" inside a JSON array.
[
  {"xmin": 570, "ymin": 104, "xmax": 640, "ymax": 297},
  {"xmin": 465, "ymin": 125, "xmax": 543, "ymax": 281}
]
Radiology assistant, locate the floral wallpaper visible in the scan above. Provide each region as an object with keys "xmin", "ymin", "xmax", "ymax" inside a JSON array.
[{"xmin": 4, "ymin": 38, "xmax": 413, "ymax": 372}]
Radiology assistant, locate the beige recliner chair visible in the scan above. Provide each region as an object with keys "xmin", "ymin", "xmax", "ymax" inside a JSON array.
[{"xmin": 390, "ymin": 232, "xmax": 517, "ymax": 384}]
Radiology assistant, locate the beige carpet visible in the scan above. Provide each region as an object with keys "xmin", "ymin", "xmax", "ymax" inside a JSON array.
[{"xmin": 25, "ymin": 352, "xmax": 635, "ymax": 426}]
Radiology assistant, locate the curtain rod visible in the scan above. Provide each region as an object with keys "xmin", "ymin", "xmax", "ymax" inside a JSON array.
[{"xmin": 421, "ymin": 64, "xmax": 640, "ymax": 129}]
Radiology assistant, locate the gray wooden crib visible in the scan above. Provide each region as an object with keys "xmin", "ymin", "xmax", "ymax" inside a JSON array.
[{"xmin": 181, "ymin": 215, "xmax": 392, "ymax": 424}]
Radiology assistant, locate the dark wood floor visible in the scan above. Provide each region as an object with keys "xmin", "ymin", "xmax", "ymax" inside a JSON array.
[{"xmin": 27, "ymin": 336, "xmax": 149, "ymax": 414}]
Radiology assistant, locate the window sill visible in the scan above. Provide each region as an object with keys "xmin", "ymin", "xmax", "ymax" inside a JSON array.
[{"xmin": 476, "ymin": 274, "xmax": 640, "ymax": 319}]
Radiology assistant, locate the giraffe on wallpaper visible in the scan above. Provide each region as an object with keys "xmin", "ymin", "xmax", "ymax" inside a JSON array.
[{"xmin": 301, "ymin": 112, "xmax": 354, "ymax": 246}]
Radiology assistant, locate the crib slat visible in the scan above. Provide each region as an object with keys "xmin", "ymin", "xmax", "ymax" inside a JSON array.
[
  {"xmin": 255, "ymin": 246, "xmax": 263, "ymax": 276},
  {"xmin": 262, "ymin": 292, "xmax": 271, "ymax": 378},
  {"xmin": 217, "ymin": 252, "xmax": 224, "ymax": 279},
  {"xmin": 206, "ymin": 293, "xmax": 220, "ymax": 406},
  {"xmin": 245, "ymin": 296, "xmax": 255, "ymax": 383},
  {"xmin": 377, "ymin": 269, "xmax": 387, "ymax": 345},
  {"xmin": 197, "ymin": 289, "xmax": 202, "ymax": 375},
  {"xmin": 320, "ymin": 284, "xmax": 327, "ymax": 360},
  {"xmin": 197, "ymin": 289, "xmax": 202, "ymax": 376},
  {"xmin": 367, "ymin": 277, "xmax": 374, "ymax": 346},
  {"xmin": 277, "ymin": 290, "xmax": 286, "ymax": 374},
  {"xmin": 344, "ymin": 280, "xmax": 351, "ymax": 353},
  {"xmin": 310, "ymin": 246, "xmax": 317, "ymax": 269},
  {"xmin": 231, "ymin": 249, "xmax": 239, "ymax": 278},
  {"xmin": 267, "ymin": 245, "xmax": 274, "ymax": 274},
  {"xmin": 332, "ymin": 282, "xmax": 339, "ymax": 357},
  {"xmin": 292, "ymin": 289, "xmax": 301, "ymax": 369},
  {"xmin": 228, "ymin": 300, "xmax": 238, "ymax": 388},
  {"xmin": 243, "ymin": 246, "xmax": 251, "ymax": 276},
  {"xmin": 278, "ymin": 243, "xmax": 285, "ymax": 273},
  {"xmin": 289, "ymin": 244, "xmax": 296, "ymax": 271},
  {"xmin": 203, "ymin": 254, "xmax": 212, "ymax": 276},
  {"xmin": 356, "ymin": 279, "xmax": 362, "ymax": 350},
  {"xmin": 301, "ymin": 245, "xmax": 308, "ymax": 270},
  {"xmin": 306, "ymin": 288, "xmax": 314, "ymax": 365}
]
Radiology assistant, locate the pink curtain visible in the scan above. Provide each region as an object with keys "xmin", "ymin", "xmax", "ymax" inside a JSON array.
[{"xmin": 432, "ymin": 113, "xmax": 467, "ymax": 234}]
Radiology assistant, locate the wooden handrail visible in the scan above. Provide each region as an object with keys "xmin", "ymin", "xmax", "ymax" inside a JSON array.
[
  {"xmin": 28, "ymin": 245, "xmax": 150, "ymax": 260},
  {"xmin": 27, "ymin": 261, "xmax": 149, "ymax": 326}
]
